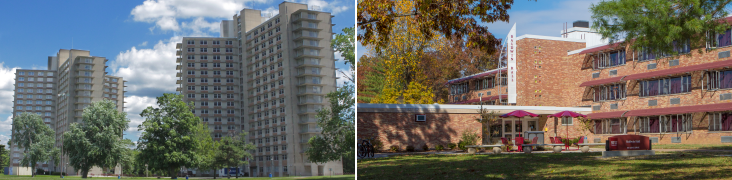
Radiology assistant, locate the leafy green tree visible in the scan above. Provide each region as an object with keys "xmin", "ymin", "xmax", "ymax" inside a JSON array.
[
  {"xmin": 214, "ymin": 132, "xmax": 254, "ymax": 179},
  {"xmin": 12, "ymin": 112, "xmax": 59, "ymax": 177},
  {"xmin": 62, "ymin": 100, "xmax": 128, "ymax": 178},
  {"xmin": 332, "ymin": 27, "xmax": 355, "ymax": 82},
  {"xmin": 0, "ymin": 142, "xmax": 7, "ymax": 174},
  {"xmin": 306, "ymin": 84, "xmax": 355, "ymax": 173},
  {"xmin": 119, "ymin": 139, "xmax": 136, "ymax": 176},
  {"xmin": 192, "ymin": 122, "xmax": 220, "ymax": 178},
  {"xmin": 356, "ymin": 56, "xmax": 386, "ymax": 103},
  {"xmin": 137, "ymin": 93, "xmax": 202, "ymax": 179},
  {"xmin": 591, "ymin": 0, "xmax": 732, "ymax": 55}
]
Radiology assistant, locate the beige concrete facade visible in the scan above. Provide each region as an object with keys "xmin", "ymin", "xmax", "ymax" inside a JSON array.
[
  {"xmin": 175, "ymin": 2, "xmax": 342, "ymax": 177},
  {"xmin": 10, "ymin": 49, "xmax": 125, "ymax": 175}
]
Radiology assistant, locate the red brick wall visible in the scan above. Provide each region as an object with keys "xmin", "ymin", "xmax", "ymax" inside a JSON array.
[
  {"xmin": 357, "ymin": 112, "xmax": 482, "ymax": 151},
  {"xmin": 516, "ymin": 38, "xmax": 587, "ymax": 107}
]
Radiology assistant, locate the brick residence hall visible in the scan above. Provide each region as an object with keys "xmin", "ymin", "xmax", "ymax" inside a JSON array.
[{"xmin": 357, "ymin": 21, "xmax": 732, "ymax": 151}]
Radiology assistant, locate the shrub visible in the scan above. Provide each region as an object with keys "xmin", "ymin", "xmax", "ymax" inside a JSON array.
[
  {"xmin": 536, "ymin": 146, "xmax": 546, "ymax": 151},
  {"xmin": 406, "ymin": 145, "xmax": 415, "ymax": 152},
  {"xmin": 371, "ymin": 137, "xmax": 384, "ymax": 153},
  {"xmin": 458, "ymin": 140, "xmax": 467, "ymax": 151},
  {"xmin": 36, "ymin": 168, "xmax": 45, "ymax": 175},
  {"xmin": 421, "ymin": 144, "xmax": 429, "ymax": 151},
  {"xmin": 447, "ymin": 143, "xmax": 457, "ymax": 150},
  {"xmin": 435, "ymin": 144, "xmax": 444, "ymax": 151},
  {"xmin": 389, "ymin": 145, "xmax": 400, "ymax": 152}
]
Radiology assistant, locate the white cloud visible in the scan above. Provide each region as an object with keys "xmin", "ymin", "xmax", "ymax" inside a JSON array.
[
  {"xmin": 0, "ymin": 63, "xmax": 18, "ymax": 115},
  {"xmin": 110, "ymin": 36, "xmax": 181, "ymax": 97},
  {"xmin": 297, "ymin": 0, "xmax": 350, "ymax": 15},
  {"xmin": 138, "ymin": 41, "xmax": 149, "ymax": 47},
  {"xmin": 0, "ymin": 116, "xmax": 12, "ymax": 135},
  {"xmin": 131, "ymin": 0, "xmax": 267, "ymax": 32},
  {"xmin": 123, "ymin": 95, "xmax": 159, "ymax": 139},
  {"xmin": 181, "ymin": 17, "xmax": 221, "ymax": 35},
  {"xmin": 0, "ymin": 134, "xmax": 9, "ymax": 146}
]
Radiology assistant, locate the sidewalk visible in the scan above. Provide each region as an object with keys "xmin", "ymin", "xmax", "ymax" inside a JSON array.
[{"xmin": 358, "ymin": 148, "xmax": 732, "ymax": 159}]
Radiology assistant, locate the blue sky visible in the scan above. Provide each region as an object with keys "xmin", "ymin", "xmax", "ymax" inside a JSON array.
[
  {"xmin": 356, "ymin": 0, "xmax": 604, "ymax": 59},
  {"xmin": 0, "ymin": 0, "xmax": 355, "ymax": 144}
]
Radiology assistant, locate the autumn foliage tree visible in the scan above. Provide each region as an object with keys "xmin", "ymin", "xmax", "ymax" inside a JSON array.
[{"xmin": 358, "ymin": 0, "xmax": 524, "ymax": 53}]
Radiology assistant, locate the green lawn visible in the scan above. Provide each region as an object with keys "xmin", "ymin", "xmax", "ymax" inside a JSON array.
[
  {"xmin": 0, "ymin": 175, "xmax": 354, "ymax": 180},
  {"xmin": 358, "ymin": 152, "xmax": 732, "ymax": 179}
]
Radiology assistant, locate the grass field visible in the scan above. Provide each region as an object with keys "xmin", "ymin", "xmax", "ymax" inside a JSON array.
[
  {"xmin": 358, "ymin": 152, "xmax": 732, "ymax": 179},
  {"xmin": 0, "ymin": 175, "xmax": 355, "ymax": 180}
]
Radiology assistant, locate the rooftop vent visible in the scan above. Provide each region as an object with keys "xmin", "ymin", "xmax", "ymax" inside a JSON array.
[{"xmin": 573, "ymin": 20, "xmax": 589, "ymax": 28}]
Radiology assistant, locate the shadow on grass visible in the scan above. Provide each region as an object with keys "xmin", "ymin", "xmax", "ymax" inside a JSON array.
[{"xmin": 357, "ymin": 151, "xmax": 732, "ymax": 179}]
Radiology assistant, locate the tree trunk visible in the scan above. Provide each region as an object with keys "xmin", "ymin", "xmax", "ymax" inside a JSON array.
[
  {"xmin": 213, "ymin": 168, "xmax": 217, "ymax": 179},
  {"xmin": 81, "ymin": 169, "xmax": 89, "ymax": 178},
  {"xmin": 169, "ymin": 168, "xmax": 177, "ymax": 179}
]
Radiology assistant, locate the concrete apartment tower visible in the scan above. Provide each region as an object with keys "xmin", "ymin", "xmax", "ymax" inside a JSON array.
[
  {"xmin": 9, "ymin": 49, "xmax": 126, "ymax": 175},
  {"xmin": 175, "ymin": 1, "xmax": 341, "ymax": 177}
]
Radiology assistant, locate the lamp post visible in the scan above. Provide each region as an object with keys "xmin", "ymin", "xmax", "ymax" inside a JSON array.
[
  {"xmin": 478, "ymin": 93, "xmax": 485, "ymax": 144},
  {"xmin": 145, "ymin": 164, "xmax": 148, "ymax": 177}
]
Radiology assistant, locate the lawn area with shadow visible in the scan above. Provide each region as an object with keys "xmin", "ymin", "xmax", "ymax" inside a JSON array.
[
  {"xmin": 0, "ymin": 175, "xmax": 355, "ymax": 180},
  {"xmin": 357, "ymin": 152, "xmax": 732, "ymax": 179}
]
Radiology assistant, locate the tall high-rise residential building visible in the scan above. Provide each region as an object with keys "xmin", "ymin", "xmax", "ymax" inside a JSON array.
[
  {"xmin": 176, "ymin": 1, "xmax": 341, "ymax": 177},
  {"xmin": 9, "ymin": 49, "xmax": 126, "ymax": 176}
]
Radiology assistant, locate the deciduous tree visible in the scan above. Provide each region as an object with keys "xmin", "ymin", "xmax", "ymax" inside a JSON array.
[
  {"xmin": 137, "ymin": 93, "xmax": 202, "ymax": 179},
  {"xmin": 358, "ymin": 0, "xmax": 524, "ymax": 53},
  {"xmin": 63, "ymin": 100, "xmax": 129, "ymax": 178},
  {"xmin": 306, "ymin": 84, "xmax": 355, "ymax": 173},
  {"xmin": 214, "ymin": 132, "xmax": 254, "ymax": 179},
  {"xmin": 12, "ymin": 112, "xmax": 59, "ymax": 177},
  {"xmin": 591, "ymin": 0, "xmax": 732, "ymax": 55}
]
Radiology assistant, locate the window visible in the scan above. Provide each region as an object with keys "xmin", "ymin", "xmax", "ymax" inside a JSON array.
[
  {"xmin": 187, "ymin": 70, "xmax": 195, "ymax": 75},
  {"xmin": 201, "ymin": 78, "xmax": 208, "ymax": 83},
  {"xmin": 226, "ymin": 41, "xmax": 233, "ymax": 45},
  {"xmin": 18, "ymin": 77, "xmax": 24, "ymax": 81},
  {"xmin": 188, "ymin": 63, "xmax": 195, "ymax": 67},
  {"xmin": 226, "ymin": 48, "xmax": 233, "ymax": 52},
  {"xmin": 187, "ymin": 78, "xmax": 195, "ymax": 83},
  {"xmin": 213, "ymin": 86, "xmax": 221, "ymax": 90},
  {"xmin": 640, "ymin": 76, "xmax": 692, "ymax": 97},
  {"xmin": 200, "ymin": 55, "xmax": 208, "ymax": 60},
  {"xmin": 213, "ymin": 63, "xmax": 221, "ymax": 67},
  {"xmin": 561, "ymin": 117, "xmax": 573, "ymax": 125},
  {"xmin": 638, "ymin": 114, "xmax": 693, "ymax": 133},
  {"xmin": 450, "ymin": 83, "xmax": 469, "ymax": 95},
  {"xmin": 200, "ymin": 40, "xmax": 208, "ymax": 45},
  {"xmin": 213, "ymin": 78, "xmax": 221, "ymax": 83},
  {"xmin": 201, "ymin": 86, "xmax": 209, "ymax": 90},
  {"xmin": 213, "ymin": 55, "xmax": 220, "ymax": 60},
  {"xmin": 593, "ymin": 50, "xmax": 626, "ymax": 69},
  {"xmin": 214, "ymin": 94, "xmax": 221, "ymax": 98},
  {"xmin": 187, "ymin": 48, "xmax": 194, "ymax": 52},
  {"xmin": 187, "ymin": 86, "xmax": 195, "ymax": 90},
  {"xmin": 200, "ymin": 63, "xmax": 208, "ymax": 67},
  {"xmin": 594, "ymin": 119, "xmax": 626, "ymax": 134},
  {"xmin": 706, "ymin": 70, "xmax": 732, "ymax": 90},
  {"xmin": 187, "ymin": 94, "xmax": 195, "ymax": 98},
  {"xmin": 187, "ymin": 40, "xmax": 195, "ymax": 44},
  {"xmin": 213, "ymin": 71, "xmax": 221, "ymax": 75},
  {"xmin": 226, "ymin": 63, "xmax": 234, "ymax": 67},
  {"xmin": 593, "ymin": 83, "xmax": 627, "ymax": 102},
  {"xmin": 709, "ymin": 112, "xmax": 732, "ymax": 131}
]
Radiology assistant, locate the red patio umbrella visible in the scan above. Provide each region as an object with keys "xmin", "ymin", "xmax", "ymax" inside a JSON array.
[
  {"xmin": 548, "ymin": 111, "xmax": 587, "ymax": 148},
  {"xmin": 500, "ymin": 110, "xmax": 539, "ymax": 136},
  {"xmin": 500, "ymin": 110, "xmax": 538, "ymax": 152}
]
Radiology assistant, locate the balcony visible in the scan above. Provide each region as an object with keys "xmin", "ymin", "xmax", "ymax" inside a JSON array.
[
  {"xmin": 176, "ymin": 80, "xmax": 182, "ymax": 84},
  {"xmin": 176, "ymin": 72, "xmax": 182, "ymax": 77},
  {"xmin": 176, "ymin": 50, "xmax": 182, "ymax": 56},
  {"xmin": 300, "ymin": 128, "xmax": 321, "ymax": 133},
  {"xmin": 176, "ymin": 57, "xmax": 182, "ymax": 63},
  {"xmin": 176, "ymin": 43, "xmax": 182, "ymax": 49},
  {"xmin": 176, "ymin": 87, "xmax": 181, "ymax": 92},
  {"xmin": 176, "ymin": 65, "xmax": 182, "ymax": 70}
]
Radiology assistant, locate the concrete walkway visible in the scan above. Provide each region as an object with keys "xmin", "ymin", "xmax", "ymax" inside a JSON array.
[{"xmin": 357, "ymin": 148, "xmax": 732, "ymax": 159}]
